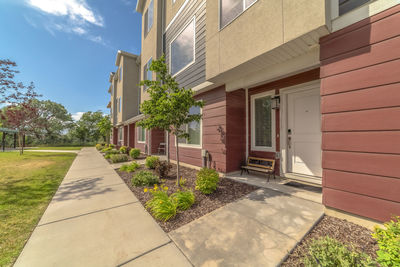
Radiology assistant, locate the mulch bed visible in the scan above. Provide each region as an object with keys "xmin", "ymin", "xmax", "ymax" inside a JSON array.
[
  {"xmin": 281, "ymin": 215, "xmax": 378, "ymax": 266},
  {"xmin": 115, "ymin": 163, "xmax": 258, "ymax": 232}
]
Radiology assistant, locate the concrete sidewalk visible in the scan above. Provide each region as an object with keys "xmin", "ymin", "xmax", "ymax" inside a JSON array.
[{"xmin": 15, "ymin": 147, "xmax": 191, "ymax": 267}]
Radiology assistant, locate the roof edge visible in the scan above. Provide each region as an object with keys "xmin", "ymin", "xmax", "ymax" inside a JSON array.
[{"xmin": 115, "ymin": 50, "xmax": 140, "ymax": 66}]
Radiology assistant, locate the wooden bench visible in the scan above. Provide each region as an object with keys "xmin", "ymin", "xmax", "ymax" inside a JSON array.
[
  {"xmin": 157, "ymin": 142, "xmax": 166, "ymax": 154},
  {"xmin": 241, "ymin": 157, "xmax": 276, "ymax": 182}
]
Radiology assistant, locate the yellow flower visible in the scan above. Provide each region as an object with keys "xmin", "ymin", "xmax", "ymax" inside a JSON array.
[
  {"xmin": 159, "ymin": 201, "xmax": 163, "ymax": 204},
  {"xmin": 144, "ymin": 188, "xmax": 148, "ymax": 193},
  {"xmin": 164, "ymin": 186, "xmax": 168, "ymax": 191}
]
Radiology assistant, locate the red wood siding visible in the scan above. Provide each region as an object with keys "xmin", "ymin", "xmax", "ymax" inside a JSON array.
[
  {"xmin": 151, "ymin": 129, "xmax": 165, "ymax": 154},
  {"xmin": 247, "ymin": 69, "xmax": 320, "ymax": 175},
  {"xmin": 128, "ymin": 123, "xmax": 135, "ymax": 148},
  {"xmin": 112, "ymin": 127, "xmax": 118, "ymax": 145},
  {"xmin": 320, "ymin": 5, "xmax": 400, "ymax": 222},
  {"xmin": 169, "ymin": 86, "xmax": 227, "ymax": 172},
  {"xmin": 123, "ymin": 125, "xmax": 128, "ymax": 146}
]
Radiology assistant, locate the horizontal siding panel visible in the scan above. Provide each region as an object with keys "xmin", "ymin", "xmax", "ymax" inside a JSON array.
[
  {"xmin": 323, "ymin": 188, "xmax": 400, "ymax": 222},
  {"xmin": 321, "ymin": 58, "xmax": 400, "ymax": 95},
  {"xmin": 321, "ymin": 83, "xmax": 400, "ymax": 113},
  {"xmin": 202, "ymin": 134, "xmax": 225, "ymax": 144},
  {"xmin": 202, "ymin": 116, "xmax": 226, "ymax": 127},
  {"xmin": 322, "ymin": 107, "xmax": 400, "ymax": 131},
  {"xmin": 203, "ymin": 125, "xmax": 226, "ymax": 135},
  {"xmin": 321, "ymin": 36, "xmax": 400, "ymax": 78},
  {"xmin": 324, "ymin": 169, "xmax": 400, "ymax": 202},
  {"xmin": 323, "ymin": 131, "xmax": 400, "ymax": 154},
  {"xmin": 320, "ymin": 10, "xmax": 400, "ymax": 60},
  {"xmin": 323, "ymin": 151, "xmax": 400, "ymax": 178}
]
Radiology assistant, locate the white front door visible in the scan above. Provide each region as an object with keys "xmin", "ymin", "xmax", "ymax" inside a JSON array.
[{"xmin": 287, "ymin": 87, "xmax": 322, "ymax": 177}]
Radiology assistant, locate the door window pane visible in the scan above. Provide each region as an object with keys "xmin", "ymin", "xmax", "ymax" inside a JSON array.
[
  {"xmin": 138, "ymin": 127, "xmax": 146, "ymax": 142},
  {"xmin": 171, "ymin": 19, "xmax": 195, "ymax": 75},
  {"xmin": 254, "ymin": 96, "xmax": 272, "ymax": 147}
]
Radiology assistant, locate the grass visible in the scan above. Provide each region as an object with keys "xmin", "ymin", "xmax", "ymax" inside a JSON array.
[
  {"xmin": 28, "ymin": 146, "xmax": 83, "ymax": 150},
  {"xmin": 0, "ymin": 152, "xmax": 76, "ymax": 266}
]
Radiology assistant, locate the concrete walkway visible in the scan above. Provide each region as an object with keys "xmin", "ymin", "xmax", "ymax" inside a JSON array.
[
  {"xmin": 15, "ymin": 148, "xmax": 191, "ymax": 267},
  {"xmin": 170, "ymin": 187, "xmax": 323, "ymax": 266}
]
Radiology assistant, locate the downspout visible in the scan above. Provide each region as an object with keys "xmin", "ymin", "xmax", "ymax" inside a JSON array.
[{"xmin": 245, "ymin": 88, "xmax": 249, "ymax": 160}]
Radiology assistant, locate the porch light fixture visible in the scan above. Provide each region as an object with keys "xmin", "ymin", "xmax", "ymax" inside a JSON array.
[{"xmin": 271, "ymin": 95, "xmax": 280, "ymax": 110}]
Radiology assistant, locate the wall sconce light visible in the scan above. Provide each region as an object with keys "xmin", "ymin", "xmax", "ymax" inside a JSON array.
[{"xmin": 271, "ymin": 95, "xmax": 280, "ymax": 110}]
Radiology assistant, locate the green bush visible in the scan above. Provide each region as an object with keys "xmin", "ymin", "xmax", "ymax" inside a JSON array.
[
  {"xmin": 146, "ymin": 190, "xmax": 176, "ymax": 221},
  {"xmin": 101, "ymin": 147, "xmax": 112, "ymax": 153},
  {"xmin": 154, "ymin": 160, "xmax": 172, "ymax": 178},
  {"xmin": 195, "ymin": 168, "xmax": 219, "ymax": 194},
  {"xmin": 95, "ymin": 144, "xmax": 104, "ymax": 150},
  {"xmin": 119, "ymin": 162, "xmax": 140, "ymax": 172},
  {"xmin": 303, "ymin": 236, "xmax": 375, "ymax": 267},
  {"xmin": 109, "ymin": 144, "xmax": 115, "ymax": 148},
  {"xmin": 106, "ymin": 149, "xmax": 120, "ymax": 155},
  {"xmin": 372, "ymin": 216, "xmax": 400, "ymax": 267},
  {"xmin": 130, "ymin": 148, "xmax": 141, "ymax": 159},
  {"xmin": 110, "ymin": 154, "xmax": 128, "ymax": 163},
  {"xmin": 145, "ymin": 156, "xmax": 159, "ymax": 169},
  {"xmin": 131, "ymin": 170, "xmax": 159, "ymax": 186},
  {"xmin": 104, "ymin": 154, "xmax": 111, "ymax": 159},
  {"xmin": 170, "ymin": 190, "xmax": 195, "ymax": 211},
  {"xmin": 119, "ymin": 146, "xmax": 127, "ymax": 154}
]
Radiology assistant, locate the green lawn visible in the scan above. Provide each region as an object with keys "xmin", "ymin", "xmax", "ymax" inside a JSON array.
[
  {"xmin": 29, "ymin": 146, "xmax": 83, "ymax": 150},
  {"xmin": 0, "ymin": 152, "xmax": 76, "ymax": 266}
]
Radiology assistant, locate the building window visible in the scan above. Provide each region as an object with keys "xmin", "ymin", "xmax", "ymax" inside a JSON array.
[
  {"xmin": 251, "ymin": 92, "xmax": 275, "ymax": 151},
  {"xmin": 170, "ymin": 18, "xmax": 195, "ymax": 76},
  {"xmin": 339, "ymin": 0, "xmax": 370, "ymax": 16},
  {"xmin": 220, "ymin": 0, "xmax": 257, "ymax": 29},
  {"xmin": 178, "ymin": 106, "xmax": 201, "ymax": 147},
  {"xmin": 119, "ymin": 67, "xmax": 123, "ymax": 82},
  {"xmin": 118, "ymin": 97, "xmax": 121, "ymax": 113},
  {"xmin": 144, "ymin": 0, "xmax": 153, "ymax": 36},
  {"xmin": 118, "ymin": 127, "xmax": 123, "ymax": 141},
  {"xmin": 138, "ymin": 126, "xmax": 146, "ymax": 142},
  {"xmin": 143, "ymin": 58, "xmax": 152, "ymax": 91}
]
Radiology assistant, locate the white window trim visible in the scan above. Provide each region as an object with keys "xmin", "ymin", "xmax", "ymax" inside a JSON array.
[
  {"xmin": 219, "ymin": 0, "xmax": 259, "ymax": 30},
  {"xmin": 175, "ymin": 107, "xmax": 202, "ymax": 149},
  {"xmin": 251, "ymin": 90, "xmax": 276, "ymax": 152},
  {"xmin": 169, "ymin": 16, "xmax": 196, "ymax": 77},
  {"xmin": 137, "ymin": 126, "xmax": 146, "ymax": 143}
]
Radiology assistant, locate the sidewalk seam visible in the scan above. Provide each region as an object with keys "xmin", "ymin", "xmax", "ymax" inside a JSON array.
[
  {"xmin": 37, "ymin": 201, "xmax": 138, "ymax": 227},
  {"xmin": 116, "ymin": 241, "xmax": 172, "ymax": 266}
]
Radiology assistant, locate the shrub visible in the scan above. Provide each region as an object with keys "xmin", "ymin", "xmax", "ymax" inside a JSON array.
[
  {"xmin": 119, "ymin": 146, "xmax": 127, "ymax": 154},
  {"xmin": 119, "ymin": 161, "xmax": 140, "ymax": 172},
  {"xmin": 106, "ymin": 149, "xmax": 120, "ymax": 155},
  {"xmin": 109, "ymin": 144, "xmax": 115, "ymax": 148},
  {"xmin": 195, "ymin": 168, "xmax": 219, "ymax": 194},
  {"xmin": 303, "ymin": 236, "xmax": 375, "ymax": 267},
  {"xmin": 95, "ymin": 144, "xmax": 104, "ymax": 150},
  {"xmin": 131, "ymin": 170, "xmax": 159, "ymax": 186},
  {"xmin": 101, "ymin": 147, "xmax": 112, "ymax": 153},
  {"xmin": 104, "ymin": 154, "xmax": 111, "ymax": 159},
  {"xmin": 154, "ymin": 160, "xmax": 172, "ymax": 178},
  {"xmin": 170, "ymin": 190, "xmax": 195, "ymax": 211},
  {"xmin": 372, "ymin": 216, "xmax": 400, "ymax": 267},
  {"xmin": 145, "ymin": 156, "xmax": 159, "ymax": 169},
  {"xmin": 110, "ymin": 154, "xmax": 128, "ymax": 163},
  {"xmin": 130, "ymin": 148, "xmax": 141, "ymax": 159},
  {"xmin": 145, "ymin": 185, "xmax": 176, "ymax": 221}
]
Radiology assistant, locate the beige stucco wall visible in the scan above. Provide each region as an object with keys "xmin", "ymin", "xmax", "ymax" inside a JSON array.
[
  {"xmin": 122, "ymin": 55, "xmax": 140, "ymax": 121},
  {"xmin": 115, "ymin": 58, "xmax": 124, "ymax": 124},
  {"xmin": 165, "ymin": 0, "xmax": 186, "ymax": 27},
  {"xmin": 206, "ymin": 0, "xmax": 328, "ymax": 80},
  {"xmin": 140, "ymin": 0, "xmax": 163, "ymax": 104}
]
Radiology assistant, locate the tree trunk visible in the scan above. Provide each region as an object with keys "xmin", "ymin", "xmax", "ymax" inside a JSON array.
[
  {"xmin": 18, "ymin": 133, "xmax": 22, "ymax": 155},
  {"xmin": 166, "ymin": 131, "xmax": 170, "ymax": 164},
  {"xmin": 175, "ymin": 134, "xmax": 180, "ymax": 186}
]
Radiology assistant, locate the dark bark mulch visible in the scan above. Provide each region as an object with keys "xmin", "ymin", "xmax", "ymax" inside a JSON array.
[
  {"xmin": 281, "ymin": 215, "xmax": 378, "ymax": 266},
  {"xmin": 115, "ymin": 164, "xmax": 258, "ymax": 232}
]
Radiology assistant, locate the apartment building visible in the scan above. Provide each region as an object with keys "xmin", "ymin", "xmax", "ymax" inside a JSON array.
[
  {"xmin": 131, "ymin": 0, "xmax": 400, "ymax": 224},
  {"xmin": 108, "ymin": 50, "xmax": 141, "ymax": 147}
]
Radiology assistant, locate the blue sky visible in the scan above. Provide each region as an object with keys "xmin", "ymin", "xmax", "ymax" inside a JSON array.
[{"xmin": 0, "ymin": 0, "xmax": 142, "ymax": 120}]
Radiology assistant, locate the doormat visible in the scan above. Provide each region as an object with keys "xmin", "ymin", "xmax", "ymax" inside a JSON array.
[{"xmin": 284, "ymin": 181, "xmax": 322, "ymax": 193}]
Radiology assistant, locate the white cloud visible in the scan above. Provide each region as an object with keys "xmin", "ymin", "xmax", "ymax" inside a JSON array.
[
  {"xmin": 72, "ymin": 112, "xmax": 84, "ymax": 121},
  {"xmin": 27, "ymin": 0, "xmax": 104, "ymax": 26},
  {"xmin": 72, "ymin": 26, "xmax": 86, "ymax": 35}
]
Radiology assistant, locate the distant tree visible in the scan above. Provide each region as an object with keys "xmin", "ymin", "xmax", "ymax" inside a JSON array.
[
  {"xmin": 97, "ymin": 115, "xmax": 112, "ymax": 144},
  {"xmin": 71, "ymin": 111, "xmax": 103, "ymax": 144},
  {"xmin": 138, "ymin": 55, "xmax": 204, "ymax": 184},
  {"xmin": 0, "ymin": 59, "xmax": 41, "ymax": 154},
  {"xmin": 30, "ymin": 99, "xmax": 73, "ymax": 143}
]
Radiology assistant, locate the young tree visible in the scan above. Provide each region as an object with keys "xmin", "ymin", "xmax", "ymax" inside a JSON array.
[
  {"xmin": 97, "ymin": 115, "xmax": 112, "ymax": 144},
  {"xmin": 1, "ymin": 59, "xmax": 41, "ymax": 154},
  {"xmin": 138, "ymin": 55, "xmax": 204, "ymax": 184}
]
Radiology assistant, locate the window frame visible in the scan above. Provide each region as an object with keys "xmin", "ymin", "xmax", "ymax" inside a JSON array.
[
  {"xmin": 176, "ymin": 106, "xmax": 202, "ymax": 149},
  {"xmin": 144, "ymin": 0, "xmax": 154, "ymax": 37},
  {"xmin": 169, "ymin": 16, "xmax": 196, "ymax": 77},
  {"xmin": 219, "ymin": 0, "xmax": 258, "ymax": 30},
  {"xmin": 119, "ymin": 67, "xmax": 123, "ymax": 83},
  {"xmin": 250, "ymin": 90, "xmax": 276, "ymax": 152},
  {"xmin": 137, "ymin": 126, "xmax": 146, "ymax": 143},
  {"xmin": 143, "ymin": 57, "xmax": 152, "ymax": 91}
]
